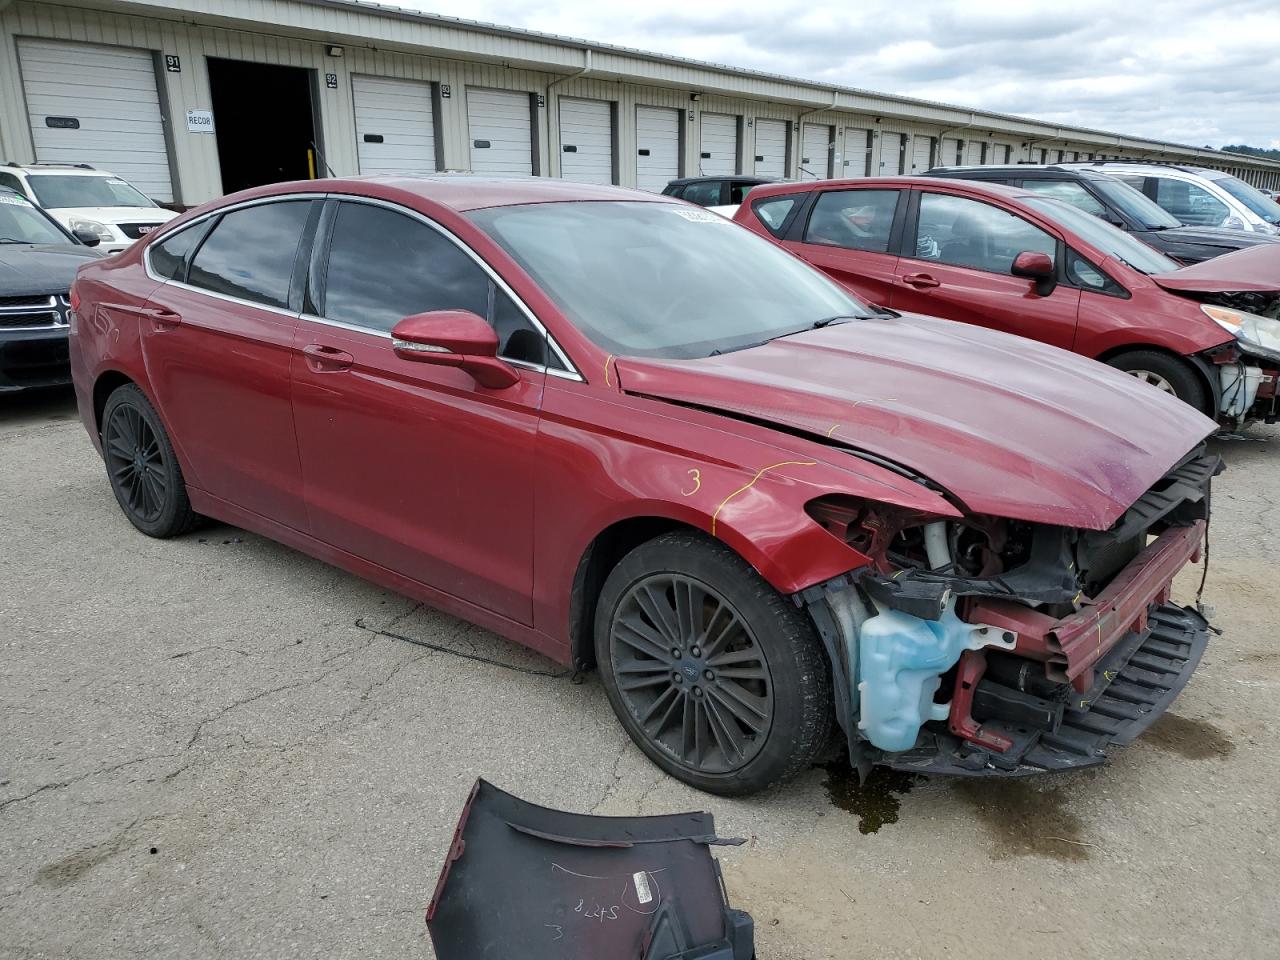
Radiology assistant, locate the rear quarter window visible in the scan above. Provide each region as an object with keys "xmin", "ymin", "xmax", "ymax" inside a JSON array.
[{"xmin": 752, "ymin": 196, "xmax": 798, "ymax": 236}]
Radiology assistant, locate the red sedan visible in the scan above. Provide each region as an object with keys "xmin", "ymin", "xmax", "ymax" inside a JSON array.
[
  {"xmin": 733, "ymin": 177, "xmax": 1280, "ymax": 425},
  {"xmin": 71, "ymin": 177, "xmax": 1217, "ymax": 794}
]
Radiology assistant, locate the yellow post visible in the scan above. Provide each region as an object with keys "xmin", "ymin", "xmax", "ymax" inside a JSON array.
[{"xmin": 307, "ymin": 148, "xmax": 317, "ymax": 180}]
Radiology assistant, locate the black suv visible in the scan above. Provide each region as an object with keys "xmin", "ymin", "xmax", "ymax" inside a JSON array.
[
  {"xmin": 662, "ymin": 176, "xmax": 774, "ymax": 208},
  {"xmin": 0, "ymin": 188, "xmax": 102, "ymax": 392},
  {"xmin": 924, "ymin": 165, "xmax": 1280, "ymax": 264}
]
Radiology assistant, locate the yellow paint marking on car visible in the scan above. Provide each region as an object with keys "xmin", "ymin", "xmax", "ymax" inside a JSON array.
[{"xmin": 710, "ymin": 461, "xmax": 816, "ymax": 537}]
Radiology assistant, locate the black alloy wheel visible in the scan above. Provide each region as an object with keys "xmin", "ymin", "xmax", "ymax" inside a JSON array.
[
  {"xmin": 610, "ymin": 572, "xmax": 775, "ymax": 775},
  {"xmin": 595, "ymin": 532, "xmax": 833, "ymax": 796},
  {"xmin": 101, "ymin": 384, "xmax": 200, "ymax": 538}
]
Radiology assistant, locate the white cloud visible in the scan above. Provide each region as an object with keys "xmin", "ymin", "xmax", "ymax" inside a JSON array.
[{"xmin": 389, "ymin": 0, "xmax": 1280, "ymax": 148}]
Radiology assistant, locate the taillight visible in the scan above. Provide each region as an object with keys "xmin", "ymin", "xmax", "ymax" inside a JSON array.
[{"xmin": 69, "ymin": 284, "xmax": 81, "ymax": 312}]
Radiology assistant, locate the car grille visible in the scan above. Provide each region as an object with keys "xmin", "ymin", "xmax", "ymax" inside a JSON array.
[
  {"xmin": 118, "ymin": 222, "xmax": 163, "ymax": 240},
  {"xmin": 0, "ymin": 294, "xmax": 69, "ymax": 329}
]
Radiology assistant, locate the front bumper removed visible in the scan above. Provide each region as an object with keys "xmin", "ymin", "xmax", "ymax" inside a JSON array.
[{"xmin": 882, "ymin": 604, "xmax": 1208, "ymax": 777}]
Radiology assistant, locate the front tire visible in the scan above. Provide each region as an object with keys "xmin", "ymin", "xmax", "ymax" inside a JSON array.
[
  {"xmin": 101, "ymin": 383, "xmax": 200, "ymax": 538},
  {"xmin": 594, "ymin": 531, "xmax": 833, "ymax": 796},
  {"xmin": 1106, "ymin": 350, "xmax": 1208, "ymax": 414}
]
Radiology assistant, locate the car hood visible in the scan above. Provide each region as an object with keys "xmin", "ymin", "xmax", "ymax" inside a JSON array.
[
  {"xmin": 0, "ymin": 243, "xmax": 101, "ymax": 297},
  {"xmin": 1157, "ymin": 225, "xmax": 1280, "ymax": 251},
  {"xmin": 47, "ymin": 207, "xmax": 176, "ymax": 225},
  {"xmin": 1151, "ymin": 242, "xmax": 1280, "ymax": 293},
  {"xmin": 614, "ymin": 314, "xmax": 1217, "ymax": 530}
]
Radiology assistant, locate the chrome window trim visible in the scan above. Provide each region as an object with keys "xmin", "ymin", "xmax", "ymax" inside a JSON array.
[
  {"xmin": 142, "ymin": 190, "xmax": 584, "ymax": 381},
  {"xmin": 141, "ymin": 192, "xmax": 324, "ymax": 289},
  {"xmin": 324, "ymin": 194, "xmax": 582, "ymax": 380}
]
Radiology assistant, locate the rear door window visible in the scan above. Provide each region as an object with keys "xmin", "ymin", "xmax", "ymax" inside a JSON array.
[
  {"xmin": 1021, "ymin": 180, "xmax": 1108, "ymax": 217},
  {"xmin": 913, "ymin": 192, "xmax": 1057, "ymax": 272},
  {"xmin": 803, "ymin": 189, "xmax": 900, "ymax": 252},
  {"xmin": 1152, "ymin": 177, "xmax": 1230, "ymax": 226},
  {"xmin": 187, "ymin": 201, "xmax": 312, "ymax": 309},
  {"xmin": 680, "ymin": 181, "xmax": 723, "ymax": 207}
]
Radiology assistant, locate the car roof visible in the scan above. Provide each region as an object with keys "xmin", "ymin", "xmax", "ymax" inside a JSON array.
[
  {"xmin": 226, "ymin": 175, "xmax": 681, "ymax": 213},
  {"xmin": 925, "ymin": 165, "xmax": 1113, "ymax": 182},
  {"xmin": 744, "ymin": 176, "xmax": 1028, "ymax": 201},
  {"xmin": 1061, "ymin": 161, "xmax": 1222, "ymax": 178},
  {"xmin": 0, "ymin": 163, "xmax": 107, "ymax": 176},
  {"xmin": 668, "ymin": 175, "xmax": 773, "ymax": 186}
]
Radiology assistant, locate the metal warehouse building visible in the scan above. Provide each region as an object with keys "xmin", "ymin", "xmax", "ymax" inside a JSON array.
[{"xmin": 2, "ymin": 0, "xmax": 1279, "ymax": 207}]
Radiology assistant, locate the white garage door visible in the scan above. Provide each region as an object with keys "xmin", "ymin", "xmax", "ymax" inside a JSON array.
[
  {"xmin": 910, "ymin": 135, "xmax": 935, "ymax": 173},
  {"xmin": 699, "ymin": 113, "xmax": 737, "ymax": 176},
  {"xmin": 636, "ymin": 105, "xmax": 680, "ymax": 192},
  {"xmin": 352, "ymin": 76, "xmax": 437, "ymax": 176},
  {"xmin": 964, "ymin": 140, "xmax": 986, "ymax": 165},
  {"xmin": 754, "ymin": 118, "xmax": 787, "ymax": 179},
  {"xmin": 799, "ymin": 124, "xmax": 831, "ymax": 180},
  {"xmin": 467, "ymin": 88, "xmax": 533, "ymax": 176},
  {"xmin": 17, "ymin": 38, "xmax": 174, "ymax": 202},
  {"xmin": 940, "ymin": 137, "xmax": 965, "ymax": 167},
  {"xmin": 842, "ymin": 127, "xmax": 872, "ymax": 177},
  {"xmin": 558, "ymin": 97, "xmax": 613, "ymax": 184},
  {"xmin": 878, "ymin": 133, "xmax": 905, "ymax": 174}
]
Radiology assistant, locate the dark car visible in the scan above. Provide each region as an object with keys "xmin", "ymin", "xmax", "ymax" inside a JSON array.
[
  {"xmin": 925, "ymin": 165, "xmax": 1280, "ymax": 264},
  {"xmin": 662, "ymin": 176, "xmax": 774, "ymax": 208},
  {"xmin": 71, "ymin": 176, "xmax": 1217, "ymax": 792},
  {"xmin": 0, "ymin": 188, "xmax": 102, "ymax": 392}
]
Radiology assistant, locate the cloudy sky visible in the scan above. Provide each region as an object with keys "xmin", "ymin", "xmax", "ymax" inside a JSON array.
[{"xmin": 400, "ymin": 0, "xmax": 1279, "ymax": 149}]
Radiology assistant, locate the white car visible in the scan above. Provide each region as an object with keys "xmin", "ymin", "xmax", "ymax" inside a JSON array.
[
  {"xmin": 0, "ymin": 163, "xmax": 177, "ymax": 254},
  {"xmin": 1062, "ymin": 161, "xmax": 1280, "ymax": 236}
]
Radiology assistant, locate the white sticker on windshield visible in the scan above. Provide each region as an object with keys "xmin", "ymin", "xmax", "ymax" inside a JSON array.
[
  {"xmin": 671, "ymin": 208, "xmax": 729, "ymax": 223},
  {"xmin": 0, "ymin": 193, "xmax": 28, "ymax": 205},
  {"xmin": 106, "ymin": 179, "xmax": 128, "ymax": 185}
]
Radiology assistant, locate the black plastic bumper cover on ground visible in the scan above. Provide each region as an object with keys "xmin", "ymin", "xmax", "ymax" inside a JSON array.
[
  {"xmin": 427, "ymin": 779, "xmax": 755, "ymax": 960},
  {"xmin": 883, "ymin": 604, "xmax": 1210, "ymax": 777}
]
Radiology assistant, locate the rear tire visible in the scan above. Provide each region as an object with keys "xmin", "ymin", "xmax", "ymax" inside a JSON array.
[
  {"xmin": 101, "ymin": 384, "xmax": 200, "ymax": 538},
  {"xmin": 594, "ymin": 531, "xmax": 833, "ymax": 796},
  {"xmin": 1106, "ymin": 350, "xmax": 1208, "ymax": 414}
]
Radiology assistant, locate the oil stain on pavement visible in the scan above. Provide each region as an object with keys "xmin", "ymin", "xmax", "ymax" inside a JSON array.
[
  {"xmin": 954, "ymin": 780, "xmax": 1091, "ymax": 863},
  {"xmin": 1144, "ymin": 713, "xmax": 1235, "ymax": 760},
  {"xmin": 822, "ymin": 762, "xmax": 920, "ymax": 834}
]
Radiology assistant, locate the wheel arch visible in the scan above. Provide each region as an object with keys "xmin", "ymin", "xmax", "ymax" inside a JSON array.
[
  {"xmin": 567, "ymin": 515, "xmax": 697, "ymax": 671},
  {"xmin": 1094, "ymin": 343, "xmax": 1219, "ymax": 417},
  {"xmin": 92, "ymin": 368, "xmax": 137, "ymax": 435}
]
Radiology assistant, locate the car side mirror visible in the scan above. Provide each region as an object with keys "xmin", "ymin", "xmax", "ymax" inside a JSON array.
[
  {"xmin": 72, "ymin": 228, "xmax": 101, "ymax": 247},
  {"xmin": 1010, "ymin": 250, "xmax": 1056, "ymax": 296},
  {"xmin": 390, "ymin": 310, "xmax": 519, "ymax": 390}
]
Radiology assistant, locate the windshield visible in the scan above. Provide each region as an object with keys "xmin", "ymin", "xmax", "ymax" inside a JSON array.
[
  {"xmin": 0, "ymin": 193, "xmax": 71, "ymax": 244},
  {"xmin": 1091, "ymin": 178, "xmax": 1181, "ymax": 229},
  {"xmin": 1023, "ymin": 196, "xmax": 1180, "ymax": 275},
  {"xmin": 1209, "ymin": 174, "xmax": 1280, "ymax": 223},
  {"xmin": 28, "ymin": 174, "xmax": 154, "ymax": 209},
  {"xmin": 468, "ymin": 201, "xmax": 874, "ymax": 359}
]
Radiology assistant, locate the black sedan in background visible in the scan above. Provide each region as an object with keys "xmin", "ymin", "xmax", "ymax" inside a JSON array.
[
  {"xmin": 925, "ymin": 165, "xmax": 1280, "ymax": 264},
  {"xmin": 0, "ymin": 188, "xmax": 102, "ymax": 393}
]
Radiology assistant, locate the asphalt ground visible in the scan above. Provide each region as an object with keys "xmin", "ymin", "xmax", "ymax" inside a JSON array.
[{"xmin": 2, "ymin": 386, "xmax": 1277, "ymax": 959}]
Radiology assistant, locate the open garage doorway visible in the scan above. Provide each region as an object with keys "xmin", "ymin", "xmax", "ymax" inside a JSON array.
[{"xmin": 208, "ymin": 58, "xmax": 319, "ymax": 194}]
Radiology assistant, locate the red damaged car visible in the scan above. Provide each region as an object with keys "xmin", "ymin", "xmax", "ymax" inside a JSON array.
[
  {"xmin": 733, "ymin": 177, "xmax": 1280, "ymax": 425},
  {"xmin": 70, "ymin": 177, "xmax": 1219, "ymax": 794}
]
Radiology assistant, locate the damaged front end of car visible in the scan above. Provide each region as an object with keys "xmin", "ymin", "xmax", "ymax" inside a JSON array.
[
  {"xmin": 1196, "ymin": 291, "xmax": 1280, "ymax": 426},
  {"xmin": 798, "ymin": 445, "xmax": 1222, "ymax": 778}
]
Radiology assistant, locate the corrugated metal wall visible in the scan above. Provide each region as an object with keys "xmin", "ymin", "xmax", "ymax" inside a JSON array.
[{"xmin": 2, "ymin": 0, "xmax": 1278, "ymax": 202}]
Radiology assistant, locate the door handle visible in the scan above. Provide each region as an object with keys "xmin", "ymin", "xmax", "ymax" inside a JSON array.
[
  {"xmin": 139, "ymin": 305, "xmax": 182, "ymax": 329},
  {"xmin": 901, "ymin": 273, "xmax": 941, "ymax": 289},
  {"xmin": 302, "ymin": 343, "xmax": 354, "ymax": 372}
]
